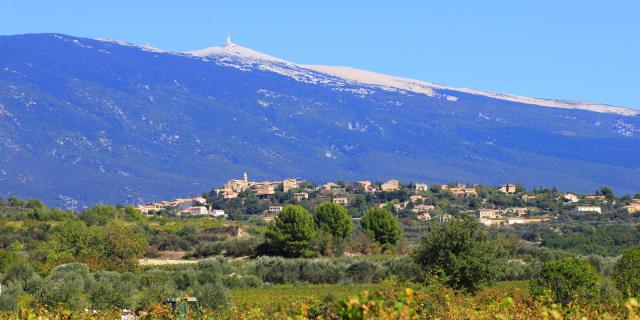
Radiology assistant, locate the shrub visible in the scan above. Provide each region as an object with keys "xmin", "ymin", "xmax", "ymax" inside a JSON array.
[
  {"xmin": 532, "ymin": 257, "xmax": 600, "ymax": 305},
  {"xmin": 413, "ymin": 219, "xmax": 512, "ymax": 293},
  {"xmin": 260, "ymin": 205, "xmax": 316, "ymax": 257},
  {"xmin": 612, "ymin": 247, "xmax": 640, "ymax": 298},
  {"xmin": 361, "ymin": 208, "xmax": 402, "ymax": 246},
  {"xmin": 38, "ymin": 263, "xmax": 92, "ymax": 309},
  {"xmin": 192, "ymin": 282, "xmax": 230, "ymax": 310},
  {"xmin": 314, "ymin": 203, "xmax": 353, "ymax": 240},
  {"xmin": 89, "ymin": 271, "xmax": 138, "ymax": 309}
]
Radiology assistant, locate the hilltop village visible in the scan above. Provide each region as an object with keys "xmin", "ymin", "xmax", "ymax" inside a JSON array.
[{"xmin": 137, "ymin": 171, "xmax": 640, "ymax": 226}]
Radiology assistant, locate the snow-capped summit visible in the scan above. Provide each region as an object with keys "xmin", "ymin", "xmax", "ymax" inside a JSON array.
[
  {"xmin": 187, "ymin": 35, "xmax": 288, "ymax": 64},
  {"xmin": 185, "ymin": 38, "xmax": 637, "ymax": 116}
]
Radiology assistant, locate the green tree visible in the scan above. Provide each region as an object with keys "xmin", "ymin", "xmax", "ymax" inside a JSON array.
[
  {"xmin": 612, "ymin": 247, "xmax": 640, "ymax": 298},
  {"xmin": 532, "ymin": 258, "xmax": 600, "ymax": 305},
  {"xmin": 597, "ymin": 186, "xmax": 615, "ymax": 203},
  {"xmin": 360, "ymin": 208, "xmax": 402, "ymax": 246},
  {"xmin": 102, "ymin": 223, "xmax": 147, "ymax": 272},
  {"xmin": 80, "ymin": 205, "xmax": 121, "ymax": 226},
  {"xmin": 313, "ymin": 203, "xmax": 352, "ymax": 240},
  {"xmin": 413, "ymin": 219, "xmax": 511, "ymax": 293},
  {"xmin": 261, "ymin": 205, "xmax": 316, "ymax": 257}
]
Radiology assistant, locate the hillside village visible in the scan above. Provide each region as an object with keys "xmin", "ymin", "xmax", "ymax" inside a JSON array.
[{"xmin": 137, "ymin": 171, "xmax": 640, "ymax": 226}]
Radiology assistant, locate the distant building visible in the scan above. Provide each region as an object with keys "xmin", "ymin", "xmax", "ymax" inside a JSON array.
[
  {"xmin": 564, "ymin": 193, "xmax": 579, "ymax": 203},
  {"xmin": 415, "ymin": 183, "xmax": 429, "ymax": 192},
  {"xmin": 282, "ymin": 178, "xmax": 298, "ymax": 192},
  {"xmin": 584, "ymin": 195, "xmax": 606, "ymax": 201},
  {"xmin": 323, "ymin": 182, "xmax": 341, "ymax": 191},
  {"xmin": 434, "ymin": 214, "xmax": 453, "ymax": 223},
  {"xmin": 412, "ymin": 204, "xmax": 435, "ymax": 214},
  {"xmin": 380, "ymin": 179, "xmax": 400, "ymax": 192},
  {"xmin": 477, "ymin": 209, "xmax": 498, "ymax": 219},
  {"xmin": 293, "ymin": 192, "xmax": 309, "ymax": 201},
  {"xmin": 178, "ymin": 206, "xmax": 209, "ymax": 216},
  {"xmin": 417, "ymin": 212, "xmax": 431, "ymax": 221},
  {"xmin": 268, "ymin": 206, "xmax": 283, "ymax": 215},
  {"xmin": 255, "ymin": 186, "xmax": 276, "ymax": 198},
  {"xmin": 498, "ymin": 184, "xmax": 517, "ymax": 194},
  {"xmin": 333, "ymin": 197, "xmax": 348, "ymax": 205},
  {"xmin": 409, "ymin": 195, "xmax": 424, "ymax": 202},
  {"xmin": 210, "ymin": 209, "xmax": 227, "ymax": 217},
  {"xmin": 449, "ymin": 187, "xmax": 477, "ymax": 197},
  {"xmin": 354, "ymin": 181, "xmax": 376, "ymax": 193},
  {"xmin": 575, "ymin": 205, "xmax": 602, "ymax": 214},
  {"xmin": 624, "ymin": 201, "xmax": 640, "ymax": 214}
]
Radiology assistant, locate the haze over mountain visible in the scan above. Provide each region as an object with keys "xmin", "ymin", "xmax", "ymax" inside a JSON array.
[{"xmin": 0, "ymin": 33, "xmax": 638, "ymax": 208}]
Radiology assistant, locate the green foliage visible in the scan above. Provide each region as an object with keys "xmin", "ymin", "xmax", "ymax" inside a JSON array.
[
  {"xmin": 361, "ymin": 208, "xmax": 402, "ymax": 246},
  {"xmin": 337, "ymin": 288, "xmax": 417, "ymax": 320},
  {"xmin": 38, "ymin": 263, "xmax": 92, "ymax": 309},
  {"xmin": 261, "ymin": 205, "xmax": 316, "ymax": 257},
  {"xmin": 313, "ymin": 203, "xmax": 352, "ymax": 240},
  {"xmin": 613, "ymin": 247, "xmax": 640, "ymax": 298},
  {"xmin": 101, "ymin": 223, "xmax": 147, "ymax": 272},
  {"xmin": 532, "ymin": 257, "xmax": 600, "ymax": 305},
  {"xmin": 413, "ymin": 219, "xmax": 512, "ymax": 293},
  {"xmin": 192, "ymin": 282, "xmax": 230, "ymax": 310}
]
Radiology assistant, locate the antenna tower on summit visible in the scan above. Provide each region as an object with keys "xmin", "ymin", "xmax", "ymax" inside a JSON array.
[{"xmin": 225, "ymin": 33, "xmax": 232, "ymax": 47}]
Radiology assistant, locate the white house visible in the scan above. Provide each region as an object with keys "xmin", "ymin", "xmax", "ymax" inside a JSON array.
[{"xmin": 575, "ymin": 206, "xmax": 602, "ymax": 214}]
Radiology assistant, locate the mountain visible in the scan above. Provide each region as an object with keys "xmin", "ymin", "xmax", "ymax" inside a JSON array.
[{"xmin": 0, "ymin": 33, "xmax": 638, "ymax": 208}]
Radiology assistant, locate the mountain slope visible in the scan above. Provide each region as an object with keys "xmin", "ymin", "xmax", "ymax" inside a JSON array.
[{"xmin": 0, "ymin": 33, "xmax": 638, "ymax": 207}]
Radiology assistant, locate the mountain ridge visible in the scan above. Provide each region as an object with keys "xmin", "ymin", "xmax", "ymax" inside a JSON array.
[{"xmin": 0, "ymin": 33, "xmax": 638, "ymax": 207}]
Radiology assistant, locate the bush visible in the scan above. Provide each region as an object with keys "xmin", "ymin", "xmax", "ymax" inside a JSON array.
[
  {"xmin": 532, "ymin": 258, "xmax": 600, "ymax": 305},
  {"xmin": 612, "ymin": 247, "xmax": 640, "ymax": 298},
  {"xmin": 413, "ymin": 219, "xmax": 512, "ymax": 293},
  {"xmin": 38, "ymin": 263, "xmax": 92, "ymax": 309},
  {"xmin": 260, "ymin": 205, "xmax": 316, "ymax": 257},
  {"xmin": 314, "ymin": 203, "xmax": 352, "ymax": 240},
  {"xmin": 192, "ymin": 282, "xmax": 230, "ymax": 310},
  {"xmin": 89, "ymin": 271, "xmax": 138, "ymax": 309},
  {"xmin": 361, "ymin": 208, "xmax": 402, "ymax": 246}
]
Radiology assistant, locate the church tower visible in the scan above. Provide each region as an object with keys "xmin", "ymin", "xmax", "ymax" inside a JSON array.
[{"xmin": 242, "ymin": 170, "xmax": 248, "ymax": 183}]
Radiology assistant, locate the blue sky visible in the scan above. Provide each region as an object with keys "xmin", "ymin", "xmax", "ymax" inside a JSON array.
[{"xmin": 1, "ymin": 1, "xmax": 639, "ymax": 108}]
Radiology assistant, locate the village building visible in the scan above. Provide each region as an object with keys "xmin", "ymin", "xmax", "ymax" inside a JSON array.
[
  {"xmin": 410, "ymin": 195, "xmax": 424, "ymax": 202},
  {"xmin": 522, "ymin": 195, "xmax": 538, "ymax": 202},
  {"xmin": 417, "ymin": 212, "xmax": 431, "ymax": 221},
  {"xmin": 209, "ymin": 209, "xmax": 227, "ymax": 217},
  {"xmin": 178, "ymin": 206, "xmax": 209, "ymax": 216},
  {"xmin": 380, "ymin": 179, "xmax": 400, "ymax": 192},
  {"xmin": 498, "ymin": 184, "xmax": 517, "ymax": 194},
  {"xmin": 255, "ymin": 187, "xmax": 275, "ymax": 198},
  {"xmin": 293, "ymin": 192, "xmax": 309, "ymax": 201},
  {"xmin": 282, "ymin": 178, "xmax": 298, "ymax": 192},
  {"xmin": 322, "ymin": 182, "xmax": 342, "ymax": 191},
  {"xmin": 584, "ymin": 195, "xmax": 606, "ymax": 201},
  {"xmin": 477, "ymin": 209, "xmax": 498, "ymax": 219},
  {"xmin": 449, "ymin": 187, "xmax": 477, "ymax": 197},
  {"xmin": 575, "ymin": 205, "xmax": 602, "ymax": 214},
  {"xmin": 412, "ymin": 204, "xmax": 435, "ymax": 214},
  {"xmin": 434, "ymin": 214, "xmax": 453, "ymax": 223},
  {"xmin": 564, "ymin": 193, "xmax": 579, "ymax": 203},
  {"xmin": 354, "ymin": 180, "xmax": 377, "ymax": 193},
  {"xmin": 333, "ymin": 197, "xmax": 348, "ymax": 205},
  {"xmin": 415, "ymin": 183, "xmax": 429, "ymax": 192},
  {"xmin": 268, "ymin": 205, "xmax": 283, "ymax": 215},
  {"xmin": 624, "ymin": 200, "xmax": 640, "ymax": 214}
]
